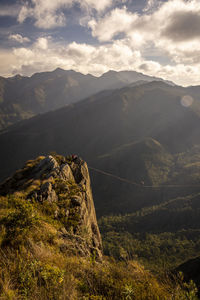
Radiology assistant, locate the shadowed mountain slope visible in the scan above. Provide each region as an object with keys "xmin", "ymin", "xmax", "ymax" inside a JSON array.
[
  {"xmin": 0, "ymin": 69, "xmax": 172, "ymax": 130},
  {"xmin": 1, "ymin": 81, "xmax": 200, "ymax": 216},
  {"xmin": 176, "ymin": 256, "xmax": 200, "ymax": 291}
]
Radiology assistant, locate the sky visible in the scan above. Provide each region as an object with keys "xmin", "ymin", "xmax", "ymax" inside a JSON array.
[{"xmin": 0, "ymin": 0, "xmax": 200, "ymax": 86}]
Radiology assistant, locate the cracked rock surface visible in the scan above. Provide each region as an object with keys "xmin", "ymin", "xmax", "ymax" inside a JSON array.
[{"xmin": 0, "ymin": 155, "xmax": 102, "ymax": 260}]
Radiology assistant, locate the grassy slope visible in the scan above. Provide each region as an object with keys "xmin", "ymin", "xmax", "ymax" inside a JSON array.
[{"xmin": 0, "ymin": 155, "xmax": 196, "ymax": 299}]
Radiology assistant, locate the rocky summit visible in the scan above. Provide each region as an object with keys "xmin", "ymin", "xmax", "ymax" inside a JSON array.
[{"xmin": 0, "ymin": 153, "xmax": 102, "ymax": 260}]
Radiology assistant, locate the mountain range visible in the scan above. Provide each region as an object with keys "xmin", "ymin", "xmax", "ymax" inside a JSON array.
[
  {"xmin": 0, "ymin": 68, "xmax": 173, "ymax": 130},
  {"xmin": 1, "ymin": 80, "xmax": 200, "ymax": 207}
]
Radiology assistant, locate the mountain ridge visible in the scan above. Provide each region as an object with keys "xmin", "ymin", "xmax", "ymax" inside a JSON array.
[
  {"xmin": 0, "ymin": 69, "xmax": 175, "ymax": 130},
  {"xmin": 1, "ymin": 80, "xmax": 200, "ymax": 217}
]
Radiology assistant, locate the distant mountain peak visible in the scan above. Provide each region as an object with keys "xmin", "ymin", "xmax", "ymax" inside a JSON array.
[
  {"xmin": 102, "ymin": 70, "xmax": 117, "ymax": 75},
  {"xmin": 99, "ymin": 69, "xmax": 175, "ymax": 86},
  {"xmin": 10, "ymin": 74, "xmax": 24, "ymax": 80},
  {"xmin": 53, "ymin": 68, "xmax": 85, "ymax": 75},
  {"xmin": 53, "ymin": 67, "xmax": 66, "ymax": 73},
  {"xmin": 0, "ymin": 68, "xmax": 176, "ymax": 131}
]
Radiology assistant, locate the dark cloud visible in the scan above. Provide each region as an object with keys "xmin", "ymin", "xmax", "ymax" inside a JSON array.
[
  {"xmin": 162, "ymin": 10, "xmax": 200, "ymax": 42},
  {"xmin": 139, "ymin": 63, "xmax": 149, "ymax": 71}
]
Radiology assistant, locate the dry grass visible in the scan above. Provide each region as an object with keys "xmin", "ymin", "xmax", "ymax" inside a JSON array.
[{"xmin": 0, "ymin": 156, "xmax": 198, "ymax": 300}]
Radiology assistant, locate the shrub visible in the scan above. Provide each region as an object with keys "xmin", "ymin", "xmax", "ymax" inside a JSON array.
[{"xmin": 1, "ymin": 198, "xmax": 39, "ymax": 247}]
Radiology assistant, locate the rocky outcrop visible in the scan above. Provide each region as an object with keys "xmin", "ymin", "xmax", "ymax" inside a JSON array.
[{"xmin": 0, "ymin": 154, "xmax": 102, "ymax": 260}]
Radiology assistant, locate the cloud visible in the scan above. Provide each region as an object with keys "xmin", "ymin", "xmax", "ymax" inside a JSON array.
[
  {"xmin": 0, "ymin": 5, "xmax": 21, "ymax": 17},
  {"xmin": 17, "ymin": 0, "xmax": 113, "ymax": 29},
  {"xmin": 162, "ymin": 10, "xmax": 200, "ymax": 42},
  {"xmin": 80, "ymin": 0, "xmax": 113, "ymax": 12},
  {"xmin": 88, "ymin": 7, "xmax": 136, "ymax": 42},
  {"xmin": 9, "ymin": 38, "xmax": 142, "ymax": 77},
  {"xmin": 88, "ymin": 0, "xmax": 200, "ymax": 65},
  {"xmin": 17, "ymin": 5, "xmax": 29, "ymax": 23},
  {"xmin": 2, "ymin": 0, "xmax": 200, "ymax": 86},
  {"xmin": 18, "ymin": 0, "xmax": 69, "ymax": 29},
  {"xmin": 2, "ymin": 34, "xmax": 200, "ymax": 86},
  {"xmin": 0, "ymin": 50, "xmax": 18, "ymax": 77},
  {"xmin": 35, "ymin": 37, "xmax": 49, "ymax": 49},
  {"xmin": 143, "ymin": 0, "xmax": 159, "ymax": 12},
  {"xmin": 9, "ymin": 34, "xmax": 30, "ymax": 44}
]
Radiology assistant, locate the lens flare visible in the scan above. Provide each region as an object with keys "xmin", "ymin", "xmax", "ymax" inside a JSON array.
[{"xmin": 180, "ymin": 95, "xmax": 194, "ymax": 107}]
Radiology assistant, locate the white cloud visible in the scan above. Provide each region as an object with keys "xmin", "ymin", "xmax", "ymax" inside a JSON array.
[
  {"xmin": 17, "ymin": 5, "xmax": 29, "ymax": 23},
  {"xmin": 0, "ymin": 50, "xmax": 18, "ymax": 77},
  {"xmin": 9, "ymin": 34, "xmax": 30, "ymax": 44},
  {"xmin": 35, "ymin": 37, "xmax": 49, "ymax": 50},
  {"xmin": 8, "ymin": 38, "xmax": 142, "ymax": 77},
  {"xmin": 2, "ymin": 0, "xmax": 200, "ymax": 86},
  {"xmin": 88, "ymin": 7, "xmax": 136, "ymax": 42},
  {"xmin": 88, "ymin": 0, "xmax": 200, "ymax": 65},
  {"xmin": 2, "ymin": 34, "xmax": 200, "ymax": 86},
  {"xmin": 17, "ymin": 0, "xmax": 113, "ymax": 29},
  {"xmin": 13, "ymin": 48, "xmax": 34, "ymax": 61}
]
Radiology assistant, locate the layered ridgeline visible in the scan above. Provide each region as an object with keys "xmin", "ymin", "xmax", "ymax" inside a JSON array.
[
  {"xmin": 0, "ymin": 153, "xmax": 192, "ymax": 299},
  {"xmin": 1, "ymin": 81, "xmax": 200, "ymax": 207},
  {"xmin": 0, "ymin": 69, "xmax": 172, "ymax": 130}
]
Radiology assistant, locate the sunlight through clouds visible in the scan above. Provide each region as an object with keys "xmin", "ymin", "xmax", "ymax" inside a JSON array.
[{"xmin": 1, "ymin": 0, "xmax": 200, "ymax": 86}]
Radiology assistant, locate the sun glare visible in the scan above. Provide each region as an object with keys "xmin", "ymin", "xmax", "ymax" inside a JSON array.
[{"xmin": 180, "ymin": 95, "xmax": 194, "ymax": 107}]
